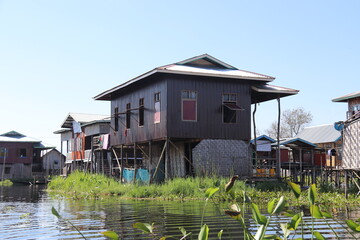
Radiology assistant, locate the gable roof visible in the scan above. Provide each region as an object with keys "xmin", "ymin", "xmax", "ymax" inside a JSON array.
[
  {"xmin": 275, "ymin": 138, "xmax": 317, "ymax": 148},
  {"xmin": 60, "ymin": 113, "xmax": 109, "ymax": 128},
  {"xmin": 0, "ymin": 131, "xmax": 41, "ymax": 143},
  {"xmin": 250, "ymin": 135, "xmax": 276, "ymax": 143},
  {"xmin": 295, "ymin": 124, "xmax": 341, "ymax": 144},
  {"xmin": 332, "ymin": 91, "xmax": 360, "ymax": 102},
  {"xmin": 94, "ymin": 54, "xmax": 277, "ymax": 101}
]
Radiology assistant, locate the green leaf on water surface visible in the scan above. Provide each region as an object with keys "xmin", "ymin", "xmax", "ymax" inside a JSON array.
[
  {"xmin": 346, "ymin": 220, "xmax": 360, "ymax": 232},
  {"xmin": 51, "ymin": 206, "xmax": 61, "ymax": 219},
  {"xmin": 133, "ymin": 222, "xmax": 153, "ymax": 233},
  {"xmin": 100, "ymin": 231, "xmax": 119, "ymax": 240},
  {"xmin": 310, "ymin": 205, "xmax": 323, "ymax": 219},
  {"xmin": 308, "ymin": 184, "xmax": 317, "ymax": 205},
  {"xmin": 288, "ymin": 212, "xmax": 303, "ymax": 230},
  {"xmin": 198, "ymin": 224, "xmax": 209, "ymax": 240},
  {"xmin": 267, "ymin": 199, "xmax": 275, "ymax": 214},
  {"xmin": 288, "ymin": 182, "xmax": 301, "ymax": 199},
  {"xmin": 217, "ymin": 229, "xmax": 223, "ymax": 240},
  {"xmin": 263, "ymin": 235, "xmax": 281, "ymax": 239},
  {"xmin": 251, "ymin": 203, "xmax": 268, "ymax": 225},
  {"xmin": 205, "ymin": 187, "xmax": 219, "ymax": 199},
  {"xmin": 314, "ymin": 231, "xmax": 326, "ymax": 240},
  {"xmin": 20, "ymin": 213, "xmax": 30, "ymax": 219},
  {"xmin": 272, "ymin": 196, "xmax": 286, "ymax": 215}
]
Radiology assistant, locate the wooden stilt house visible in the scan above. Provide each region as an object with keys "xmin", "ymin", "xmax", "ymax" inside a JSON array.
[
  {"xmin": 94, "ymin": 54, "xmax": 299, "ymax": 182},
  {"xmin": 333, "ymin": 91, "xmax": 360, "ymax": 169}
]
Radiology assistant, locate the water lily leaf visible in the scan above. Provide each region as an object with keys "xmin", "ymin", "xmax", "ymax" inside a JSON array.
[
  {"xmin": 198, "ymin": 224, "xmax": 209, "ymax": 240},
  {"xmin": 267, "ymin": 199, "xmax": 275, "ymax": 214},
  {"xmin": 51, "ymin": 207, "xmax": 61, "ymax": 219},
  {"xmin": 179, "ymin": 226, "xmax": 187, "ymax": 236},
  {"xmin": 321, "ymin": 211, "xmax": 332, "ymax": 218},
  {"xmin": 230, "ymin": 204, "xmax": 240, "ymax": 212},
  {"xmin": 346, "ymin": 220, "xmax": 360, "ymax": 232},
  {"xmin": 133, "ymin": 222, "xmax": 153, "ymax": 233},
  {"xmin": 100, "ymin": 231, "xmax": 119, "ymax": 240},
  {"xmin": 251, "ymin": 203, "xmax": 268, "ymax": 225},
  {"xmin": 308, "ymin": 184, "xmax": 317, "ymax": 205},
  {"xmin": 310, "ymin": 205, "xmax": 323, "ymax": 219},
  {"xmin": 218, "ymin": 229, "xmax": 223, "ymax": 240},
  {"xmin": 272, "ymin": 196, "xmax": 286, "ymax": 215},
  {"xmin": 225, "ymin": 210, "xmax": 242, "ymax": 220},
  {"xmin": 254, "ymin": 224, "xmax": 266, "ymax": 240},
  {"xmin": 205, "ymin": 187, "xmax": 219, "ymax": 199},
  {"xmin": 242, "ymin": 191, "xmax": 252, "ymax": 203},
  {"xmin": 314, "ymin": 231, "xmax": 326, "ymax": 240},
  {"xmin": 263, "ymin": 235, "xmax": 281, "ymax": 239},
  {"xmin": 288, "ymin": 182, "xmax": 301, "ymax": 199},
  {"xmin": 289, "ymin": 212, "xmax": 303, "ymax": 230}
]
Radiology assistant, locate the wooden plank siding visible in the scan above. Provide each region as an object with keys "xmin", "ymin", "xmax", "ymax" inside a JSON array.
[
  {"xmin": 167, "ymin": 74, "xmax": 252, "ymax": 140},
  {"xmin": 109, "ymin": 73, "xmax": 252, "ymax": 146},
  {"xmin": 110, "ymin": 75, "xmax": 168, "ymax": 146}
]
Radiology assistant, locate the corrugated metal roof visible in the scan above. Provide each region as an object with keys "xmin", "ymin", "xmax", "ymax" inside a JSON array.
[
  {"xmin": 0, "ymin": 131, "xmax": 41, "ymax": 143},
  {"xmin": 60, "ymin": 113, "xmax": 109, "ymax": 128},
  {"xmin": 295, "ymin": 124, "xmax": 341, "ymax": 144},
  {"xmin": 94, "ymin": 54, "xmax": 276, "ymax": 101},
  {"xmin": 274, "ymin": 138, "xmax": 317, "ymax": 148},
  {"xmin": 332, "ymin": 91, "xmax": 360, "ymax": 102}
]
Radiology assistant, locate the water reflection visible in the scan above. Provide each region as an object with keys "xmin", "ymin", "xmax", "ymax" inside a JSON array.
[{"xmin": 0, "ymin": 185, "xmax": 360, "ymax": 239}]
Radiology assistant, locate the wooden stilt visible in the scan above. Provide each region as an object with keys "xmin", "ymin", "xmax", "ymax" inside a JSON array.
[{"xmin": 133, "ymin": 143, "xmax": 137, "ymax": 183}]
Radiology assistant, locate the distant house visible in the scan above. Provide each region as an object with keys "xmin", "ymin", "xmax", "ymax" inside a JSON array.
[
  {"xmin": 0, "ymin": 131, "xmax": 54, "ymax": 180},
  {"xmin": 54, "ymin": 113, "xmax": 111, "ymax": 175},
  {"xmin": 332, "ymin": 91, "xmax": 360, "ymax": 169},
  {"xmin": 41, "ymin": 148, "xmax": 65, "ymax": 176},
  {"xmin": 295, "ymin": 124, "xmax": 342, "ymax": 167},
  {"xmin": 94, "ymin": 54, "xmax": 298, "ymax": 180}
]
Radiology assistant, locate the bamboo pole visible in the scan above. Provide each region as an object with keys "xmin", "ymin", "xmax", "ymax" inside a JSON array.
[
  {"xmin": 151, "ymin": 142, "xmax": 167, "ymax": 182},
  {"xmin": 276, "ymin": 97, "xmax": 281, "ymax": 179}
]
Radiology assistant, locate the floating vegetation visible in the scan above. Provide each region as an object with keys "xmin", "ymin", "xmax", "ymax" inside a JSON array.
[{"xmin": 0, "ymin": 179, "xmax": 13, "ymax": 186}]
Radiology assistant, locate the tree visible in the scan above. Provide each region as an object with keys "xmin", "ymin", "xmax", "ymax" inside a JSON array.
[{"xmin": 265, "ymin": 107, "xmax": 313, "ymax": 139}]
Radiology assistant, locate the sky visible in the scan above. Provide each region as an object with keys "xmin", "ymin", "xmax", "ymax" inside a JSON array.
[{"xmin": 0, "ymin": 1, "xmax": 359, "ymax": 149}]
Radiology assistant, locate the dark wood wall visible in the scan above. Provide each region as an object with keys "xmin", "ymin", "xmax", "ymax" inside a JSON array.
[
  {"xmin": 110, "ymin": 75, "xmax": 168, "ymax": 146},
  {"xmin": 109, "ymin": 73, "xmax": 252, "ymax": 146},
  {"xmin": 167, "ymin": 74, "xmax": 251, "ymax": 140}
]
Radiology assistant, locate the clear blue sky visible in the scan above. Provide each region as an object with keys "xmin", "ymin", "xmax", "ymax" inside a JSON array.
[{"xmin": 0, "ymin": 1, "xmax": 358, "ymax": 149}]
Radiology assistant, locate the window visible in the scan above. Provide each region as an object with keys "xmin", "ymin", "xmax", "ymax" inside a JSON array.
[
  {"xmin": 139, "ymin": 98, "xmax": 144, "ymax": 126},
  {"xmin": 223, "ymin": 93, "xmax": 237, "ymax": 123},
  {"xmin": 5, "ymin": 167, "xmax": 11, "ymax": 174},
  {"xmin": 182, "ymin": 90, "xmax": 197, "ymax": 121},
  {"xmin": 154, "ymin": 92, "xmax": 161, "ymax": 123},
  {"xmin": 19, "ymin": 148, "xmax": 27, "ymax": 157},
  {"xmin": 114, "ymin": 107, "xmax": 119, "ymax": 131},
  {"xmin": 126, "ymin": 103, "xmax": 131, "ymax": 129}
]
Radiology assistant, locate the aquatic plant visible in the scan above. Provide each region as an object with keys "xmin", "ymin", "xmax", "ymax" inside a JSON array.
[{"xmin": 0, "ymin": 179, "xmax": 13, "ymax": 186}]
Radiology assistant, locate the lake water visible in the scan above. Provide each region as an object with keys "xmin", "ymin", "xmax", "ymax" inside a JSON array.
[{"xmin": 1, "ymin": 184, "xmax": 360, "ymax": 239}]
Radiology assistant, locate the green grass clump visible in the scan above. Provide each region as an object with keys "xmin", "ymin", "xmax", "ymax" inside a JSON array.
[
  {"xmin": 47, "ymin": 171, "xmax": 250, "ymax": 200},
  {"xmin": 0, "ymin": 179, "xmax": 13, "ymax": 186}
]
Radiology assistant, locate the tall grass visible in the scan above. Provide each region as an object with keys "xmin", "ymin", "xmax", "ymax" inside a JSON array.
[{"xmin": 47, "ymin": 171, "xmax": 249, "ymax": 199}]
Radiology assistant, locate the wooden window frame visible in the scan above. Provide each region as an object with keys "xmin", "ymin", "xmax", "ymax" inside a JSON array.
[
  {"xmin": 126, "ymin": 103, "xmax": 131, "ymax": 129},
  {"xmin": 154, "ymin": 92, "xmax": 161, "ymax": 124},
  {"xmin": 114, "ymin": 107, "xmax": 119, "ymax": 131},
  {"xmin": 222, "ymin": 93, "xmax": 237, "ymax": 123},
  {"xmin": 181, "ymin": 90, "xmax": 197, "ymax": 122},
  {"xmin": 139, "ymin": 98, "xmax": 144, "ymax": 127}
]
